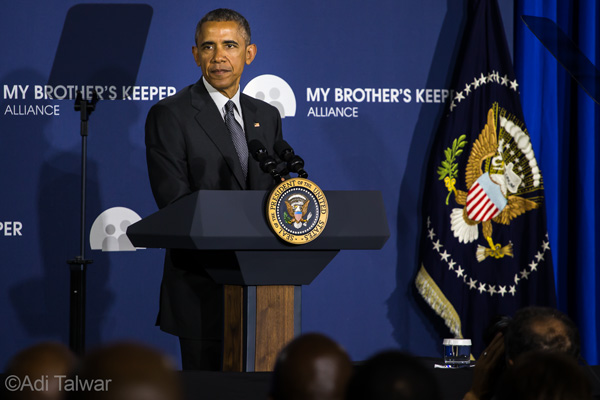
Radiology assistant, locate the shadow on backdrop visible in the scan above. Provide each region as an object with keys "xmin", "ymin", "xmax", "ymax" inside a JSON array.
[
  {"xmin": 387, "ymin": 0, "xmax": 469, "ymax": 354},
  {"xmin": 10, "ymin": 4, "xmax": 153, "ymax": 354},
  {"xmin": 3, "ymin": 68, "xmax": 66, "ymax": 342},
  {"xmin": 48, "ymin": 3, "xmax": 153, "ymax": 97}
]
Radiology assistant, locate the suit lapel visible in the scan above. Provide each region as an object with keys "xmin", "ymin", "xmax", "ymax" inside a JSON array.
[
  {"xmin": 190, "ymin": 80, "xmax": 247, "ymax": 189},
  {"xmin": 241, "ymin": 94, "xmax": 268, "ymax": 188}
]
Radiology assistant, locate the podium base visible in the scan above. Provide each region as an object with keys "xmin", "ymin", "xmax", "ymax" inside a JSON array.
[{"xmin": 223, "ymin": 285, "xmax": 301, "ymax": 372}]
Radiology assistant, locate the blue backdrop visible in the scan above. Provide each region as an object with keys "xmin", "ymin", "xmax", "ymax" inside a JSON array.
[{"xmin": 5, "ymin": 0, "xmax": 594, "ymax": 369}]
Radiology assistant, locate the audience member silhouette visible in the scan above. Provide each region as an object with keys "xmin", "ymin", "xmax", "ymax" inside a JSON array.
[
  {"xmin": 5, "ymin": 341, "xmax": 77, "ymax": 400},
  {"xmin": 269, "ymin": 333, "xmax": 353, "ymax": 400},
  {"xmin": 68, "ymin": 341, "xmax": 182, "ymax": 400},
  {"xmin": 464, "ymin": 306, "xmax": 582, "ymax": 400},
  {"xmin": 504, "ymin": 306, "xmax": 580, "ymax": 361},
  {"xmin": 346, "ymin": 350, "xmax": 441, "ymax": 400},
  {"xmin": 496, "ymin": 350, "xmax": 592, "ymax": 400}
]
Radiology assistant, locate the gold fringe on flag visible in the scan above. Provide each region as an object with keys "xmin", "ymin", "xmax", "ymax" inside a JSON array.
[{"xmin": 415, "ymin": 264, "xmax": 464, "ymax": 338}]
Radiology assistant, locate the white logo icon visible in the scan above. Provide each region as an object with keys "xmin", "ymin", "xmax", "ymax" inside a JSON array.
[
  {"xmin": 243, "ymin": 74, "xmax": 296, "ymax": 118},
  {"xmin": 90, "ymin": 207, "xmax": 143, "ymax": 252}
]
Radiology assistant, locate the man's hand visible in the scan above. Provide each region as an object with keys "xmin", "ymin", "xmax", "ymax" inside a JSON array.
[{"xmin": 463, "ymin": 333, "xmax": 505, "ymax": 400}]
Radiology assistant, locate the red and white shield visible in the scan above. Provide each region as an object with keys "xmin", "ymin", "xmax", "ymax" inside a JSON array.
[{"xmin": 466, "ymin": 173, "xmax": 507, "ymax": 222}]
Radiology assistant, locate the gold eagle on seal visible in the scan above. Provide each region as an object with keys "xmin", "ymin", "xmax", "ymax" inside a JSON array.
[
  {"xmin": 443, "ymin": 108, "xmax": 541, "ymax": 261},
  {"xmin": 284, "ymin": 194, "xmax": 312, "ymax": 229}
]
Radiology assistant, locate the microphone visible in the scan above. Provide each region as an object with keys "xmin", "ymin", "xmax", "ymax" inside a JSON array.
[
  {"xmin": 248, "ymin": 140, "xmax": 283, "ymax": 182},
  {"xmin": 273, "ymin": 140, "xmax": 308, "ymax": 178}
]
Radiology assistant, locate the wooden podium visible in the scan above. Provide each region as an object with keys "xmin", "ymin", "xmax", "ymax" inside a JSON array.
[{"xmin": 127, "ymin": 190, "xmax": 389, "ymax": 371}]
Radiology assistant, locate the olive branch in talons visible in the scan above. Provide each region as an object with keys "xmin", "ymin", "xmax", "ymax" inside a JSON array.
[{"xmin": 437, "ymin": 134, "xmax": 467, "ymax": 205}]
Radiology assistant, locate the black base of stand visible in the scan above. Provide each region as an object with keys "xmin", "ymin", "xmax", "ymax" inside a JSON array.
[{"xmin": 67, "ymin": 257, "xmax": 92, "ymax": 355}]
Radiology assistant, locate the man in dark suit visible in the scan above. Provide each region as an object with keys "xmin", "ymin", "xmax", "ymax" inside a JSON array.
[{"xmin": 145, "ymin": 8, "xmax": 284, "ymax": 370}]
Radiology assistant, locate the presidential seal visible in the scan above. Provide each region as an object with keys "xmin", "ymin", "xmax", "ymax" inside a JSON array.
[{"xmin": 267, "ymin": 177, "xmax": 328, "ymax": 244}]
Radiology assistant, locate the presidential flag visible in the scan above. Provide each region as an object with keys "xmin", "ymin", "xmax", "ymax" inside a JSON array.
[{"xmin": 415, "ymin": 0, "xmax": 556, "ymax": 356}]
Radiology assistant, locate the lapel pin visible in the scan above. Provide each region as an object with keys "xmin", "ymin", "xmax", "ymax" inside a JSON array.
[{"xmin": 254, "ymin": 122, "xmax": 260, "ymax": 128}]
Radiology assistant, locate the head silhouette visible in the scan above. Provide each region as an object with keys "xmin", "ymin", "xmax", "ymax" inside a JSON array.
[
  {"xmin": 269, "ymin": 333, "xmax": 353, "ymax": 400},
  {"xmin": 504, "ymin": 306, "xmax": 580, "ymax": 363},
  {"xmin": 6, "ymin": 341, "xmax": 77, "ymax": 400},
  {"xmin": 347, "ymin": 350, "xmax": 441, "ymax": 400},
  {"xmin": 70, "ymin": 341, "xmax": 182, "ymax": 400},
  {"xmin": 496, "ymin": 350, "xmax": 591, "ymax": 400}
]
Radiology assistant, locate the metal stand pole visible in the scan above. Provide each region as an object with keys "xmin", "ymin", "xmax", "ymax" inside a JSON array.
[{"xmin": 67, "ymin": 90, "xmax": 98, "ymax": 355}]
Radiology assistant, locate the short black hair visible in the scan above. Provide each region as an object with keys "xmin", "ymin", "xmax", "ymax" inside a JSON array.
[
  {"xmin": 195, "ymin": 8, "xmax": 251, "ymax": 46},
  {"xmin": 504, "ymin": 306, "xmax": 580, "ymax": 361}
]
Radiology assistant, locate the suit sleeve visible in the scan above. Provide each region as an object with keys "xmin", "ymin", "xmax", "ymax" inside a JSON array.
[{"xmin": 145, "ymin": 103, "xmax": 192, "ymax": 209}]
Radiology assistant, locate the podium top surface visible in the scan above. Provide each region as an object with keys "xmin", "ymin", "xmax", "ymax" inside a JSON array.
[{"xmin": 127, "ymin": 190, "xmax": 390, "ymax": 251}]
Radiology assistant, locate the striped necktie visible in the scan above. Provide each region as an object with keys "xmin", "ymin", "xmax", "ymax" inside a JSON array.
[{"xmin": 224, "ymin": 100, "xmax": 248, "ymax": 179}]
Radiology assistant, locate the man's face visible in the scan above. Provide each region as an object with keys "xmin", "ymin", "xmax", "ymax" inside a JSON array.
[{"xmin": 192, "ymin": 21, "xmax": 256, "ymax": 99}]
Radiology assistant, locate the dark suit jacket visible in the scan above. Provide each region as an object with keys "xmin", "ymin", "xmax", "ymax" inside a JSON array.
[{"xmin": 145, "ymin": 78, "xmax": 283, "ymax": 339}]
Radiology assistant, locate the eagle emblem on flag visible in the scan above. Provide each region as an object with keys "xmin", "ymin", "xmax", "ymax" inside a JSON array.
[{"xmin": 440, "ymin": 106, "xmax": 543, "ymax": 261}]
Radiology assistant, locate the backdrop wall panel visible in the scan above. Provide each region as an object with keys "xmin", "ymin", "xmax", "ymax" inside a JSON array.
[{"xmin": 0, "ymin": 0, "xmax": 515, "ymax": 367}]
